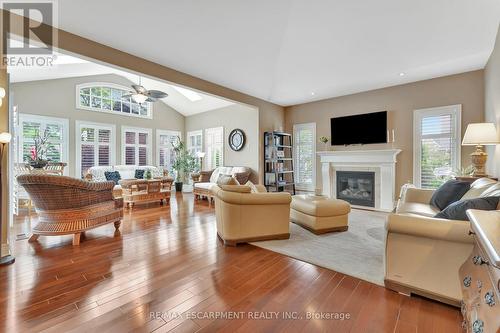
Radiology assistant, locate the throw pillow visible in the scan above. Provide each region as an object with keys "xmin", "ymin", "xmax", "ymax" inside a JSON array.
[
  {"xmin": 434, "ymin": 196, "xmax": 500, "ymax": 221},
  {"xmin": 233, "ymin": 171, "xmax": 251, "ymax": 185},
  {"xmin": 104, "ymin": 171, "xmax": 121, "ymax": 185},
  {"xmin": 217, "ymin": 174, "xmax": 239, "ymax": 186},
  {"xmin": 135, "ymin": 169, "xmax": 145, "ymax": 179},
  {"xmin": 429, "ymin": 179, "xmax": 470, "ymax": 211}
]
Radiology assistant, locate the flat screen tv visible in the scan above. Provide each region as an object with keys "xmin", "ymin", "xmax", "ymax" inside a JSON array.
[{"xmin": 331, "ymin": 111, "xmax": 387, "ymax": 145}]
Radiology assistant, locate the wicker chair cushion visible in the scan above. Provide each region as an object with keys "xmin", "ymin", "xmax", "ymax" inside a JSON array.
[
  {"xmin": 135, "ymin": 169, "xmax": 145, "ymax": 179},
  {"xmin": 105, "ymin": 171, "xmax": 121, "ymax": 185}
]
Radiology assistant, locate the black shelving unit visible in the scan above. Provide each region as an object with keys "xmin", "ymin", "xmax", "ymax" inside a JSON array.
[{"xmin": 264, "ymin": 131, "xmax": 296, "ymax": 194}]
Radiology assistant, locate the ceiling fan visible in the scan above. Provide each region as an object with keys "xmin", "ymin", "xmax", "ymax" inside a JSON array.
[{"xmin": 122, "ymin": 78, "xmax": 168, "ymax": 104}]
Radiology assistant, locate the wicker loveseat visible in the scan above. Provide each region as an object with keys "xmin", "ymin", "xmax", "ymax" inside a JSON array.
[{"xmin": 17, "ymin": 174, "xmax": 123, "ymax": 246}]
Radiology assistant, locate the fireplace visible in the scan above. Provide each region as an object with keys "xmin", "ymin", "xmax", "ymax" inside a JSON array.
[{"xmin": 336, "ymin": 171, "xmax": 375, "ymax": 207}]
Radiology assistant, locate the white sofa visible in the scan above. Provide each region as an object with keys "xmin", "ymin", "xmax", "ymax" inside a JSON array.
[
  {"xmin": 85, "ymin": 165, "xmax": 168, "ymax": 197},
  {"xmin": 385, "ymin": 178, "xmax": 500, "ymax": 306}
]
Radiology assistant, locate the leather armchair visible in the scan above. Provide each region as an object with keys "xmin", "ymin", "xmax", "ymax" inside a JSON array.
[{"xmin": 211, "ymin": 185, "xmax": 291, "ymax": 246}]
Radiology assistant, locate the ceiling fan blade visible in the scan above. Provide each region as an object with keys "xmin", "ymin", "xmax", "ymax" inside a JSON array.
[
  {"xmin": 147, "ymin": 90, "xmax": 168, "ymax": 99},
  {"xmin": 145, "ymin": 97, "xmax": 157, "ymax": 103},
  {"xmin": 131, "ymin": 84, "xmax": 147, "ymax": 94},
  {"xmin": 121, "ymin": 93, "xmax": 133, "ymax": 98}
]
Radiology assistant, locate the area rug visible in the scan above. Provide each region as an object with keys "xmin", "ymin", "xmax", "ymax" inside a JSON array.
[{"xmin": 250, "ymin": 209, "xmax": 388, "ymax": 286}]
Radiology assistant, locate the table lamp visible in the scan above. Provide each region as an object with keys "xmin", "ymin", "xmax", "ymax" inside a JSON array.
[
  {"xmin": 195, "ymin": 151, "xmax": 205, "ymax": 171},
  {"xmin": 462, "ymin": 123, "xmax": 499, "ymax": 177}
]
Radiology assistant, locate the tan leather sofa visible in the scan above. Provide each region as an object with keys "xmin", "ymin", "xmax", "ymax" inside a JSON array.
[
  {"xmin": 193, "ymin": 166, "xmax": 251, "ymax": 206},
  {"xmin": 211, "ymin": 184, "xmax": 291, "ymax": 246},
  {"xmin": 385, "ymin": 178, "xmax": 500, "ymax": 306}
]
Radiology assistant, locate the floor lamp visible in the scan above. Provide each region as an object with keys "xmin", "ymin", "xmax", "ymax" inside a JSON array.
[{"xmin": 0, "ymin": 132, "xmax": 14, "ymax": 266}]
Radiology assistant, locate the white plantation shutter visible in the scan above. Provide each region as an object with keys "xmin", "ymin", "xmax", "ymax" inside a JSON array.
[
  {"xmin": 294, "ymin": 123, "xmax": 316, "ymax": 190},
  {"xmin": 77, "ymin": 122, "xmax": 115, "ymax": 178},
  {"xmin": 205, "ymin": 127, "xmax": 224, "ymax": 170},
  {"xmin": 414, "ymin": 105, "xmax": 461, "ymax": 189},
  {"xmin": 187, "ymin": 130, "xmax": 203, "ymax": 156},
  {"xmin": 157, "ymin": 130, "xmax": 181, "ymax": 172},
  {"xmin": 19, "ymin": 114, "xmax": 68, "ymax": 169},
  {"xmin": 122, "ymin": 127, "xmax": 152, "ymax": 166}
]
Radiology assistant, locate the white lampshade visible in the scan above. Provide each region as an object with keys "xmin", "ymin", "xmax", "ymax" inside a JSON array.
[
  {"xmin": 0, "ymin": 132, "xmax": 12, "ymax": 144},
  {"xmin": 462, "ymin": 123, "xmax": 499, "ymax": 146},
  {"xmin": 0, "ymin": 87, "xmax": 5, "ymax": 99},
  {"xmin": 196, "ymin": 151, "xmax": 206, "ymax": 158},
  {"xmin": 132, "ymin": 93, "xmax": 148, "ymax": 104}
]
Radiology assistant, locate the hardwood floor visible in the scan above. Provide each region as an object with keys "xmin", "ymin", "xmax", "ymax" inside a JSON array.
[{"xmin": 2, "ymin": 193, "xmax": 462, "ymax": 332}]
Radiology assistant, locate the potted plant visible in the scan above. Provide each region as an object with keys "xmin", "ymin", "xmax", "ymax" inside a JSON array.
[
  {"xmin": 29, "ymin": 128, "xmax": 55, "ymax": 169},
  {"xmin": 319, "ymin": 136, "xmax": 329, "ymax": 151},
  {"xmin": 171, "ymin": 137, "xmax": 197, "ymax": 192}
]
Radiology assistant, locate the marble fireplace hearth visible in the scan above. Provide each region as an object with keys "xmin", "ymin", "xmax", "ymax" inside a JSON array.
[{"xmin": 317, "ymin": 149, "xmax": 402, "ymax": 211}]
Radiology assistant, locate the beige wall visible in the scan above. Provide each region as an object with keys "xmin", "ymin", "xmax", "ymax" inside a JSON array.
[
  {"xmin": 0, "ymin": 67, "xmax": 9, "ymax": 256},
  {"xmin": 285, "ymin": 70, "xmax": 485, "ymax": 192},
  {"xmin": 11, "ymin": 74, "xmax": 185, "ymax": 177},
  {"xmin": 485, "ymin": 24, "xmax": 500, "ymax": 177},
  {"xmin": 185, "ymin": 104, "xmax": 259, "ymax": 182}
]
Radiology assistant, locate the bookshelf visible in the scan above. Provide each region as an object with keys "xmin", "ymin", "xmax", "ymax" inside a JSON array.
[{"xmin": 263, "ymin": 131, "xmax": 296, "ymax": 194}]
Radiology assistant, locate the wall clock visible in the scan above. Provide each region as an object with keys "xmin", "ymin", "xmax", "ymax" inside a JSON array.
[{"xmin": 228, "ymin": 129, "xmax": 245, "ymax": 151}]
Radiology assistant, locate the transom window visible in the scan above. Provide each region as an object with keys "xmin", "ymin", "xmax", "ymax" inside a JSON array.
[{"xmin": 77, "ymin": 83, "xmax": 152, "ymax": 118}]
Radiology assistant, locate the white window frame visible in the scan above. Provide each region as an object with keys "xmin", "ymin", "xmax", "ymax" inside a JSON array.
[
  {"xmin": 293, "ymin": 122, "xmax": 316, "ymax": 191},
  {"xmin": 121, "ymin": 126, "xmax": 153, "ymax": 166},
  {"xmin": 76, "ymin": 82, "xmax": 153, "ymax": 119},
  {"xmin": 18, "ymin": 113, "xmax": 69, "ymax": 174},
  {"xmin": 187, "ymin": 129, "xmax": 203, "ymax": 155},
  {"xmin": 156, "ymin": 129, "xmax": 181, "ymax": 171},
  {"xmin": 413, "ymin": 104, "xmax": 462, "ymax": 188},
  {"xmin": 75, "ymin": 120, "xmax": 116, "ymax": 178},
  {"xmin": 204, "ymin": 127, "xmax": 224, "ymax": 170}
]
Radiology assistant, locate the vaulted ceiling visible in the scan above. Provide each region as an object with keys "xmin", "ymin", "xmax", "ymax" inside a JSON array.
[{"xmin": 58, "ymin": 0, "xmax": 500, "ymax": 106}]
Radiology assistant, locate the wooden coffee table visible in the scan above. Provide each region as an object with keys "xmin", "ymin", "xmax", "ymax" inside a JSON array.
[{"xmin": 120, "ymin": 178, "xmax": 172, "ymax": 208}]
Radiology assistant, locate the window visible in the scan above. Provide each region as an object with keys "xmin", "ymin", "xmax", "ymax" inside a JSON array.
[
  {"xmin": 76, "ymin": 121, "xmax": 116, "ymax": 178},
  {"xmin": 205, "ymin": 127, "xmax": 224, "ymax": 170},
  {"xmin": 77, "ymin": 83, "xmax": 152, "ymax": 118},
  {"xmin": 187, "ymin": 130, "xmax": 203, "ymax": 156},
  {"xmin": 157, "ymin": 130, "xmax": 181, "ymax": 172},
  {"xmin": 19, "ymin": 114, "xmax": 69, "ymax": 167},
  {"xmin": 122, "ymin": 127, "xmax": 152, "ymax": 166},
  {"xmin": 414, "ymin": 105, "xmax": 462, "ymax": 189},
  {"xmin": 293, "ymin": 123, "xmax": 316, "ymax": 191}
]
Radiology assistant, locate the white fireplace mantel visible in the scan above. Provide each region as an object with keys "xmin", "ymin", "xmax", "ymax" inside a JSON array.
[{"xmin": 317, "ymin": 149, "xmax": 402, "ymax": 211}]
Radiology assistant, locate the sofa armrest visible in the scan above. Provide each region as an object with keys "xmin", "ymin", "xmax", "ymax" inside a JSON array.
[
  {"xmin": 387, "ymin": 213, "xmax": 473, "ymax": 244},
  {"xmin": 402, "ymin": 187, "xmax": 435, "ymax": 204}
]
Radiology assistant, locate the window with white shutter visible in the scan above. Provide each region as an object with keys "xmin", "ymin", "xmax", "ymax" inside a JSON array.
[
  {"xmin": 157, "ymin": 130, "xmax": 181, "ymax": 172},
  {"xmin": 122, "ymin": 127, "xmax": 152, "ymax": 166},
  {"xmin": 76, "ymin": 121, "xmax": 116, "ymax": 178},
  {"xmin": 187, "ymin": 130, "xmax": 203, "ymax": 156},
  {"xmin": 293, "ymin": 123, "xmax": 316, "ymax": 191},
  {"xmin": 205, "ymin": 127, "xmax": 223, "ymax": 170},
  {"xmin": 413, "ymin": 105, "xmax": 461, "ymax": 189},
  {"xmin": 19, "ymin": 114, "xmax": 69, "ymax": 168}
]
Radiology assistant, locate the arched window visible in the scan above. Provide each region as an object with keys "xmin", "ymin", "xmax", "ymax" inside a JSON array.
[{"xmin": 76, "ymin": 83, "xmax": 152, "ymax": 118}]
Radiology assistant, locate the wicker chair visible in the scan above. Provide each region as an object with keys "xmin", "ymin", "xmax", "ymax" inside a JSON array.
[{"xmin": 17, "ymin": 174, "xmax": 123, "ymax": 246}]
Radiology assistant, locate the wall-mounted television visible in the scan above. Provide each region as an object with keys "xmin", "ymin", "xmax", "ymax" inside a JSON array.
[{"xmin": 331, "ymin": 111, "xmax": 387, "ymax": 145}]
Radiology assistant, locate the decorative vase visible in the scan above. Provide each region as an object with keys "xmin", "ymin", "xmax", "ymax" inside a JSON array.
[
  {"xmin": 175, "ymin": 182, "xmax": 183, "ymax": 192},
  {"xmin": 30, "ymin": 160, "xmax": 48, "ymax": 169}
]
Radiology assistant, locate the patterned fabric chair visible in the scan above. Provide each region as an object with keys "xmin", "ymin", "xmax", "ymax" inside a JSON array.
[{"xmin": 17, "ymin": 174, "xmax": 123, "ymax": 246}]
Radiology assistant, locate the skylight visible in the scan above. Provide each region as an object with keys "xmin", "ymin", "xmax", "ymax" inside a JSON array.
[{"xmin": 172, "ymin": 86, "xmax": 202, "ymax": 102}]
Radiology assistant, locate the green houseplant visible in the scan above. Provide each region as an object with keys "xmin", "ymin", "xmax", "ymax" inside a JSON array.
[
  {"xmin": 28, "ymin": 128, "xmax": 56, "ymax": 168},
  {"xmin": 171, "ymin": 137, "xmax": 197, "ymax": 192}
]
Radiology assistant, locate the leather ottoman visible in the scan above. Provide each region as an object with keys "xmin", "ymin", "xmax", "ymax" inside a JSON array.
[{"xmin": 291, "ymin": 195, "xmax": 351, "ymax": 234}]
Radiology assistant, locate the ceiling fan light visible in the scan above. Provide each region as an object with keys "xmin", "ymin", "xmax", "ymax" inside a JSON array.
[{"xmin": 132, "ymin": 93, "xmax": 148, "ymax": 104}]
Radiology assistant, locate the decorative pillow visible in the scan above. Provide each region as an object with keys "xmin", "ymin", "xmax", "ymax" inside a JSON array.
[
  {"xmin": 217, "ymin": 174, "xmax": 239, "ymax": 186},
  {"xmin": 233, "ymin": 171, "xmax": 251, "ymax": 185},
  {"xmin": 434, "ymin": 196, "xmax": 500, "ymax": 221},
  {"xmin": 135, "ymin": 169, "xmax": 145, "ymax": 179},
  {"xmin": 429, "ymin": 180, "xmax": 470, "ymax": 211},
  {"xmin": 219, "ymin": 185, "xmax": 252, "ymax": 193},
  {"xmin": 104, "ymin": 171, "xmax": 121, "ymax": 185}
]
